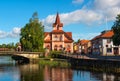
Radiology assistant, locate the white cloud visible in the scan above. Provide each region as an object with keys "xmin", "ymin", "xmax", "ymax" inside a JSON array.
[
  {"xmin": 92, "ymin": 0, "xmax": 120, "ymax": 21},
  {"xmin": 42, "ymin": 9, "xmax": 103, "ymax": 31},
  {"xmin": 0, "ymin": 27, "xmax": 21, "ymax": 39},
  {"xmin": 0, "ymin": 30, "xmax": 7, "ymax": 38},
  {"xmin": 43, "ymin": 0, "xmax": 120, "ymax": 30},
  {"xmin": 42, "ymin": 0, "xmax": 120, "ymax": 41},
  {"xmin": 8, "ymin": 27, "xmax": 21, "ymax": 38},
  {"xmin": 72, "ymin": 0, "xmax": 84, "ymax": 4}
]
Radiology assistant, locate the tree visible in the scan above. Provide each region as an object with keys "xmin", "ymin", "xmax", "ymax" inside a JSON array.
[
  {"xmin": 112, "ymin": 14, "xmax": 120, "ymax": 46},
  {"xmin": 20, "ymin": 12, "xmax": 44, "ymax": 52}
]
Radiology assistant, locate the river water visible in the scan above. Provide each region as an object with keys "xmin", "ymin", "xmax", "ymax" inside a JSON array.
[{"xmin": 0, "ymin": 56, "xmax": 120, "ymax": 81}]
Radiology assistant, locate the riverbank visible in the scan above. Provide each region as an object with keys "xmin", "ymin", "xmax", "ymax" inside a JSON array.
[
  {"xmin": 39, "ymin": 58, "xmax": 70, "ymax": 67},
  {"xmin": 29, "ymin": 58, "xmax": 71, "ymax": 68}
]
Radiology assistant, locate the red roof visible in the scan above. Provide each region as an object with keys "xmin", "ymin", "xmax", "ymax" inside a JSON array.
[
  {"xmin": 51, "ymin": 30, "xmax": 64, "ymax": 33},
  {"xmin": 80, "ymin": 40, "xmax": 89, "ymax": 45},
  {"xmin": 101, "ymin": 30, "xmax": 114, "ymax": 38},
  {"xmin": 66, "ymin": 32, "xmax": 72, "ymax": 38},
  {"xmin": 44, "ymin": 32, "xmax": 50, "ymax": 37},
  {"xmin": 64, "ymin": 40, "xmax": 73, "ymax": 43},
  {"xmin": 44, "ymin": 31, "xmax": 73, "ymax": 42},
  {"xmin": 53, "ymin": 13, "xmax": 63, "ymax": 27},
  {"xmin": 92, "ymin": 30, "xmax": 114, "ymax": 40},
  {"xmin": 44, "ymin": 40, "xmax": 51, "ymax": 43}
]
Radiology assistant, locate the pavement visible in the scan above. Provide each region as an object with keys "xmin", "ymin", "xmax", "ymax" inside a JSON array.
[{"xmin": 64, "ymin": 53, "xmax": 120, "ymax": 61}]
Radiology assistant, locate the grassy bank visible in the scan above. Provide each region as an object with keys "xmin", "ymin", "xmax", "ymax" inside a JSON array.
[{"xmin": 39, "ymin": 58, "xmax": 71, "ymax": 67}]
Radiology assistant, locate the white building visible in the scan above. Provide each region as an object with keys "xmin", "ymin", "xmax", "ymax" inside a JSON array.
[{"xmin": 91, "ymin": 30, "xmax": 120, "ymax": 56}]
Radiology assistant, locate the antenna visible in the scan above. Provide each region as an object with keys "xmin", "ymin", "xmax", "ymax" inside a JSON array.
[{"xmin": 105, "ymin": 16, "xmax": 108, "ymax": 30}]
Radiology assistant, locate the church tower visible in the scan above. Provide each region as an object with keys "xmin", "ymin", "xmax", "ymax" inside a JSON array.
[
  {"xmin": 53, "ymin": 13, "xmax": 63, "ymax": 30},
  {"xmin": 44, "ymin": 12, "xmax": 73, "ymax": 53}
]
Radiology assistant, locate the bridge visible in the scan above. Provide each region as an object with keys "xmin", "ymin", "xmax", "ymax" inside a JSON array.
[{"xmin": 0, "ymin": 51, "xmax": 43, "ymax": 64}]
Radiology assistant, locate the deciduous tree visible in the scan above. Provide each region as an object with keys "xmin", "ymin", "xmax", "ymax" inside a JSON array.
[
  {"xmin": 20, "ymin": 12, "xmax": 44, "ymax": 52},
  {"xmin": 112, "ymin": 14, "xmax": 120, "ymax": 46}
]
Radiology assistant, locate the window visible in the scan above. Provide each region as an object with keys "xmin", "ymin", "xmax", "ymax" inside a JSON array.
[
  {"xmin": 107, "ymin": 48, "xmax": 112, "ymax": 53},
  {"xmin": 59, "ymin": 45, "xmax": 62, "ymax": 48},
  {"xmin": 54, "ymin": 35, "xmax": 58, "ymax": 41},
  {"xmin": 54, "ymin": 45, "xmax": 57, "ymax": 51},
  {"xmin": 46, "ymin": 45, "xmax": 50, "ymax": 49},
  {"xmin": 107, "ymin": 39, "xmax": 112, "ymax": 43},
  {"xmin": 60, "ymin": 35, "xmax": 62, "ymax": 41}
]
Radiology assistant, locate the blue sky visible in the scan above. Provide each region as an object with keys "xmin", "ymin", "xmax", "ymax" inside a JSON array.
[{"xmin": 0, "ymin": 0, "xmax": 120, "ymax": 44}]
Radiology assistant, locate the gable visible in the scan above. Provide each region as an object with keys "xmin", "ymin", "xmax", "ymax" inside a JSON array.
[{"xmin": 44, "ymin": 32, "xmax": 51, "ymax": 41}]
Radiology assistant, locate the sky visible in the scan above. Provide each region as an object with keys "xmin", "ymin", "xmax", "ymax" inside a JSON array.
[{"xmin": 0, "ymin": 0, "xmax": 120, "ymax": 44}]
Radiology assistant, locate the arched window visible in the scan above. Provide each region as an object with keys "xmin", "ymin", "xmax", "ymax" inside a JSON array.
[
  {"xmin": 54, "ymin": 45, "xmax": 57, "ymax": 51},
  {"xmin": 60, "ymin": 35, "xmax": 62, "ymax": 41},
  {"xmin": 59, "ymin": 45, "xmax": 63, "ymax": 51},
  {"xmin": 67, "ymin": 45, "xmax": 71, "ymax": 53},
  {"xmin": 46, "ymin": 45, "xmax": 50, "ymax": 49},
  {"xmin": 59, "ymin": 45, "xmax": 62, "ymax": 48}
]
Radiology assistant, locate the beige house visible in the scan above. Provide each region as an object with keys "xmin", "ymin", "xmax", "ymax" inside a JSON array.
[{"xmin": 44, "ymin": 13, "xmax": 73, "ymax": 53}]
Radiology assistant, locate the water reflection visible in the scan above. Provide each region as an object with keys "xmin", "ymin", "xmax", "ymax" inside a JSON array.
[
  {"xmin": 0, "ymin": 65, "xmax": 20, "ymax": 81},
  {"xmin": 19, "ymin": 64, "xmax": 73, "ymax": 81},
  {"xmin": 19, "ymin": 64, "xmax": 120, "ymax": 81},
  {"xmin": 0, "ymin": 56, "xmax": 120, "ymax": 81}
]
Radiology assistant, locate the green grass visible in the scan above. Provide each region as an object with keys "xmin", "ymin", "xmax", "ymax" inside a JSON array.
[{"xmin": 39, "ymin": 59, "xmax": 71, "ymax": 67}]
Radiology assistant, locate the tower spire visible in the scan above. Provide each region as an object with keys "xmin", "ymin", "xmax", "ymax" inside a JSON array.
[
  {"xmin": 55, "ymin": 12, "xmax": 61, "ymax": 24},
  {"xmin": 53, "ymin": 12, "xmax": 63, "ymax": 28}
]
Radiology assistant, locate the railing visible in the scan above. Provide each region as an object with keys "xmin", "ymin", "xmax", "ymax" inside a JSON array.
[{"xmin": 0, "ymin": 51, "xmax": 43, "ymax": 55}]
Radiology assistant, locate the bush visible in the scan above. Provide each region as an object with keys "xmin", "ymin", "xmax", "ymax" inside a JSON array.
[{"xmin": 49, "ymin": 51, "xmax": 63, "ymax": 58}]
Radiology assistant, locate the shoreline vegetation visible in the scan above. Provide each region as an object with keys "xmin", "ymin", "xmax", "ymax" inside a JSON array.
[
  {"xmin": 39, "ymin": 58, "xmax": 71, "ymax": 68},
  {"xmin": 38, "ymin": 57, "xmax": 120, "ymax": 74},
  {"xmin": 37, "ymin": 51, "xmax": 120, "ymax": 74}
]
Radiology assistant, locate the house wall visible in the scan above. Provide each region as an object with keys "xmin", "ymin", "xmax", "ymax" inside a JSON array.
[
  {"xmin": 44, "ymin": 33, "xmax": 73, "ymax": 53},
  {"xmin": 44, "ymin": 43, "xmax": 51, "ymax": 49},
  {"xmin": 64, "ymin": 43, "xmax": 73, "ymax": 53},
  {"xmin": 53, "ymin": 26, "xmax": 62, "ymax": 30},
  {"xmin": 102, "ymin": 39, "xmax": 114, "ymax": 56}
]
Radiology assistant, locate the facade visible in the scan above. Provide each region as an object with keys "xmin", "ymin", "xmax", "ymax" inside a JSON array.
[
  {"xmin": 91, "ymin": 30, "xmax": 120, "ymax": 56},
  {"xmin": 79, "ymin": 40, "xmax": 91, "ymax": 54},
  {"xmin": 44, "ymin": 13, "xmax": 73, "ymax": 53},
  {"xmin": 73, "ymin": 43, "xmax": 79, "ymax": 53}
]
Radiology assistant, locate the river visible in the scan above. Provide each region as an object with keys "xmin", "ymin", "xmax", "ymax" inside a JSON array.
[{"xmin": 0, "ymin": 56, "xmax": 120, "ymax": 81}]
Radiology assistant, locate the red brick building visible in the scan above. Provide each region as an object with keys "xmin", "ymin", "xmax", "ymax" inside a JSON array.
[{"xmin": 44, "ymin": 13, "xmax": 73, "ymax": 53}]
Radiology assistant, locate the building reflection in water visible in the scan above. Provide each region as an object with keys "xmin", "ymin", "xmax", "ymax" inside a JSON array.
[
  {"xmin": 44, "ymin": 66, "xmax": 73, "ymax": 81},
  {"xmin": 90, "ymin": 72, "xmax": 120, "ymax": 81},
  {"xmin": 19, "ymin": 64, "xmax": 73, "ymax": 81}
]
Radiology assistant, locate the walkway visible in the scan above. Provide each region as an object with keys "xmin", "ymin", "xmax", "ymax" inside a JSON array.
[{"xmin": 62, "ymin": 53, "xmax": 120, "ymax": 61}]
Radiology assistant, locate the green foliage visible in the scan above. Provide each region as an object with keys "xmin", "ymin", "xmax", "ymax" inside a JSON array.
[
  {"xmin": 49, "ymin": 51, "xmax": 63, "ymax": 58},
  {"xmin": 112, "ymin": 14, "xmax": 120, "ymax": 46},
  {"xmin": 20, "ymin": 12, "xmax": 44, "ymax": 52},
  {"xmin": 0, "ymin": 43, "xmax": 16, "ymax": 50},
  {"xmin": 39, "ymin": 59, "xmax": 71, "ymax": 67}
]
